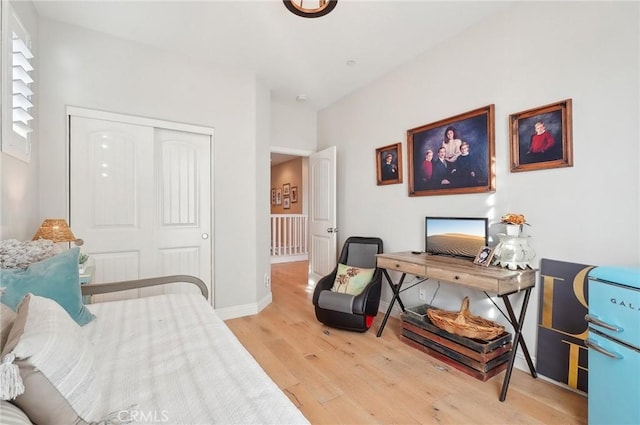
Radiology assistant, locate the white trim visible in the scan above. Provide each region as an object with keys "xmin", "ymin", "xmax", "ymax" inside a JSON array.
[
  {"xmin": 271, "ymin": 254, "xmax": 308, "ymax": 264},
  {"xmin": 270, "ymin": 146, "xmax": 313, "ymax": 157},
  {"xmin": 215, "ymin": 292, "xmax": 273, "ymax": 320},
  {"xmin": 66, "ymin": 105, "xmax": 215, "ymax": 136}
]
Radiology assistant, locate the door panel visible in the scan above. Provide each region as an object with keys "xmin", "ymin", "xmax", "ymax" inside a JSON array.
[
  {"xmin": 91, "ymin": 251, "xmax": 140, "ymax": 303},
  {"xmin": 154, "ymin": 128, "xmax": 211, "ymax": 295},
  {"xmin": 309, "ymin": 146, "xmax": 337, "ymax": 281},
  {"xmin": 70, "ymin": 116, "xmax": 212, "ymax": 302}
]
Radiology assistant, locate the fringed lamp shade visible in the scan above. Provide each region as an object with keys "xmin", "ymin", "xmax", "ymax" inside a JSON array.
[{"xmin": 32, "ymin": 219, "xmax": 77, "ymax": 243}]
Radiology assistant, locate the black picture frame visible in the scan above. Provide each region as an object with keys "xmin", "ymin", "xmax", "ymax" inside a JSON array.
[{"xmin": 408, "ymin": 105, "xmax": 495, "ymax": 196}]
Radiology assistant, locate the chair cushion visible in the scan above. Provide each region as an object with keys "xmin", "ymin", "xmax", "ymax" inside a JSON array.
[
  {"xmin": 0, "ymin": 294, "xmax": 104, "ymax": 425},
  {"xmin": 0, "ymin": 248, "xmax": 95, "ymax": 326},
  {"xmin": 345, "ymin": 243, "xmax": 379, "ymax": 268},
  {"xmin": 331, "ymin": 263, "xmax": 375, "ymax": 295}
]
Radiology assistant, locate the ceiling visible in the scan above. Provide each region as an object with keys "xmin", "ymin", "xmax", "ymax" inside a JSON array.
[{"xmin": 33, "ymin": 0, "xmax": 512, "ymax": 111}]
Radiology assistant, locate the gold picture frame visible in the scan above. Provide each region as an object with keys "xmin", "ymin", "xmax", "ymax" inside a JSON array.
[
  {"xmin": 407, "ymin": 105, "xmax": 495, "ymax": 196},
  {"xmin": 376, "ymin": 142, "xmax": 403, "ymax": 185},
  {"xmin": 509, "ymin": 99, "xmax": 573, "ymax": 172}
]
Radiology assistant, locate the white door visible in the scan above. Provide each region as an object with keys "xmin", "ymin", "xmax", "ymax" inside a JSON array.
[
  {"xmin": 69, "ymin": 115, "xmax": 212, "ymax": 303},
  {"xmin": 308, "ymin": 146, "xmax": 337, "ymax": 282}
]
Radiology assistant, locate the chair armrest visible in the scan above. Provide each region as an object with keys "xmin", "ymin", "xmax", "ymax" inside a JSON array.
[
  {"xmin": 312, "ymin": 269, "xmax": 337, "ymax": 305},
  {"xmin": 80, "ymin": 275, "xmax": 208, "ymax": 299},
  {"xmin": 317, "ymin": 291, "xmax": 355, "ymax": 314},
  {"xmin": 351, "ymin": 268, "xmax": 383, "ymax": 315}
]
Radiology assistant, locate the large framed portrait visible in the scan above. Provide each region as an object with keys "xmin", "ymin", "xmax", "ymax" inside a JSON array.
[
  {"xmin": 407, "ymin": 105, "xmax": 495, "ymax": 197},
  {"xmin": 376, "ymin": 142, "xmax": 403, "ymax": 185},
  {"xmin": 509, "ymin": 99, "xmax": 573, "ymax": 172}
]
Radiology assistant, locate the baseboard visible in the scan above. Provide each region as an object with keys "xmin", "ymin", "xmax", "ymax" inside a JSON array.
[
  {"xmin": 217, "ymin": 292, "xmax": 273, "ymax": 320},
  {"xmin": 271, "ymin": 254, "xmax": 308, "ymax": 264}
]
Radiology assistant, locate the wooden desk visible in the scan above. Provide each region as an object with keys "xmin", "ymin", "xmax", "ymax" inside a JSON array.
[{"xmin": 376, "ymin": 251, "xmax": 537, "ymax": 401}]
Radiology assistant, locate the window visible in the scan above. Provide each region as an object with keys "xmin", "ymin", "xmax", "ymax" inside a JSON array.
[{"xmin": 2, "ymin": 0, "xmax": 34, "ymax": 162}]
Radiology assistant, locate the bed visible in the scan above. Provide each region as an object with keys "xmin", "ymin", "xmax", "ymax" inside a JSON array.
[{"xmin": 0, "ymin": 246, "xmax": 309, "ymax": 425}]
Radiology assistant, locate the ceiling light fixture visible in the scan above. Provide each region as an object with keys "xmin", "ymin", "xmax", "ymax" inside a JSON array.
[{"xmin": 283, "ymin": 0, "xmax": 338, "ymax": 18}]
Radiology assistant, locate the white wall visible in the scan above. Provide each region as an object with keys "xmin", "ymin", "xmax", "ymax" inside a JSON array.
[
  {"xmin": 0, "ymin": 0, "xmax": 39, "ymax": 241},
  {"xmin": 255, "ymin": 79, "xmax": 273, "ymax": 309},
  {"xmin": 37, "ymin": 18, "xmax": 270, "ymax": 312},
  {"xmin": 318, "ymin": 1, "xmax": 639, "ymax": 369},
  {"xmin": 271, "ymin": 97, "xmax": 318, "ymax": 152}
]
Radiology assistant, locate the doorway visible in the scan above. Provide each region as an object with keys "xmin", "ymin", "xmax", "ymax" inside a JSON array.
[{"xmin": 270, "ymin": 146, "xmax": 337, "ymax": 283}]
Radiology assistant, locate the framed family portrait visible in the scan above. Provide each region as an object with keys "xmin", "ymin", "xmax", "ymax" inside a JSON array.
[
  {"xmin": 376, "ymin": 143, "xmax": 403, "ymax": 185},
  {"xmin": 283, "ymin": 197, "xmax": 291, "ymax": 209},
  {"xmin": 407, "ymin": 105, "xmax": 495, "ymax": 196},
  {"xmin": 291, "ymin": 186, "xmax": 298, "ymax": 203},
  {"xmin": 283, "ymin": 183, "xmax": 291, "ymax": 196},
  {"xmin": 509, "ymin": 99, "xmax": 573, "ymax": 172}
]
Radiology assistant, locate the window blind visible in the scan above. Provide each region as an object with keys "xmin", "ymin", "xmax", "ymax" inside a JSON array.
[{"xmin": 11, "ymin": 28, "xmax": 34, "ymax": 139}]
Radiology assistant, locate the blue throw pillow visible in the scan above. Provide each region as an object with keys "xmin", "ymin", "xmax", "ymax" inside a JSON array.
[{"xmin": 0, "ymin": 247, "xmax": 95, "ymax": 325}]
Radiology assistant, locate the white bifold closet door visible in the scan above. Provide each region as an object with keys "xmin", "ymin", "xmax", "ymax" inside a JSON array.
[{"xmin": 69, "ymin": 115, "xmax": 212, "ymax": 304}]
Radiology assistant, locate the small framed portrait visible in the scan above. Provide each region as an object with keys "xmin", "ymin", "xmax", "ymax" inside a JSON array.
[
  {"xmin": 283, "ymin": 196, "xmax": 291, "ymax": 209},
  {"xmin": 291, "ymin": 186, "xmax": 298, "ymax": 203},
  {"xmin": 473, "ymin": 246, "xmax": 495, "ymax": 267},
  {"xmin": 376, "ymin": 143, "xmax": 403, "ymax": 186},
  {"xmin": 275, "ymin": 188, "xmax": 282, "ymax": 205},
  {"xmin": 271, "ymin": 188, "xmax": 276, "ymax": 205},
  {"xmin": 283, "ymin": 183, "xmax": 291, "ymax": 196},
  {"xmin": 509, "ymin": 99, "xmax": 573, "ymax": 172},
  {"xmin": 407, "ymin": 105, "xmax": 495, "ymax": 197}
]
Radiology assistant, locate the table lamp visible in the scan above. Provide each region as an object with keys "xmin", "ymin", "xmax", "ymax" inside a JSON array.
[{"xmin": 32, "ymin": 218, "xmax": 83, "ymax": 246}]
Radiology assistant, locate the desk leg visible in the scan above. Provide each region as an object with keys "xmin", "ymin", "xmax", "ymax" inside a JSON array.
[
  {"xmin": 376, "ymin": 270, "xmax": 406, "ymax": 338},
  {"xmin": 499, "ymin": 287, "xmax": 537, "ymax": 402}
]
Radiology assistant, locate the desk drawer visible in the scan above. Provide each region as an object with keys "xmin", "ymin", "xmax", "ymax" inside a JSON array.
[
  {"xmin": 377, "ymin": 257, "xmax": 427, "ymax": 276},
  {"xmin": 427, "ymin": 267, "xmax": 500, "ymax": 293}
]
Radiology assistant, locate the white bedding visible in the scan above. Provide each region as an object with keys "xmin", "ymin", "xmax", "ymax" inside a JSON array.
[{"xmin": 84, "ymin": 294, "xmax": 309, "ymax": 425}]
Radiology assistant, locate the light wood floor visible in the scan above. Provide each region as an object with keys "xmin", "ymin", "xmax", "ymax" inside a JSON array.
[{"xmin": 225, "ymin": 261, "xmax": 587, "ymax": 425}]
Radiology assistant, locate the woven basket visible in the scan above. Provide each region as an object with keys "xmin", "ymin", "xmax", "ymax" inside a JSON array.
[{"xmin": 427, "ymin": 297, "xmax": 505, "ymax": 341}]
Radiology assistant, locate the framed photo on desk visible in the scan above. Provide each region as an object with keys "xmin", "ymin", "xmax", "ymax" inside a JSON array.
[{"xmin": 473, "ymin": 246, "xmax": 495, "ymax": 267}]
